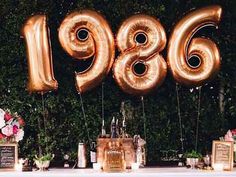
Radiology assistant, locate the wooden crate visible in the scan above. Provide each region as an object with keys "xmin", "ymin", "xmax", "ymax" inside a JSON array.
[{"xmin": 97, "ymin": 138, "xmax": 135, "ymax": 168}]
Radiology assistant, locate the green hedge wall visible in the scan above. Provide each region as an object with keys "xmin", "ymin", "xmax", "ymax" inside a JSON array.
[{"xmin": 0, "ymin": 0, "xmax": 235, "ymax": 164}]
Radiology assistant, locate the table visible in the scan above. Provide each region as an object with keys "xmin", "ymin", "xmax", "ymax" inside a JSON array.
[{"xmin": 0, "ymin": 167, "xmax": 235, "ymax": 177}]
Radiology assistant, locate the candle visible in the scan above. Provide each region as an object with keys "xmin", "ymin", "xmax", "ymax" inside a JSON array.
[
  {"xmin": 214, "ymin": 164, "xmax": 224, "ymax": 171},
  {"xmin": 93, "ymin": 163, "xmax": 101, "ymax": 171},
  {"xmin": 131, "ymin": 163, "xmax": 139, "ymax": 170},
  {"xmin": 15, "ymin": 158, "xmax": 25, "ymax": 172},
  {"xmin": 15, "ymin": 163, "xmax": 23, "ymax": 172}
]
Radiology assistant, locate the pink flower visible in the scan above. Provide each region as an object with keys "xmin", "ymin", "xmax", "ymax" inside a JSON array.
[
  {"xmin": 231, "ymin": 129, "xmax": 236, "ymax": 136},
  {"xmin": 224, "ymin": 130, "xmax": 234, "ymax": 142},
  {"xmin": 13, "ymin": 125, "xmax": 19, "ymax": 134},
  {"xmin": 17, "ymin": 117, "xmax": 25, "ymax": 127},
  {"xmin": 4, "ymin": 112, "xmax": 12, "ymax": 121},
  {"xmin": 15, "ymin": 129, "xmax": 24, "ymax": 142},
  {"xmin": 1, "ymin": 125, "xmax": 13, "ymax": 137}
]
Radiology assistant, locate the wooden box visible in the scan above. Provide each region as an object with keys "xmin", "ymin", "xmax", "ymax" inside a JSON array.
[{"xmin": 97, "ymin": 138, "xmax": 135, "ymax": 168}]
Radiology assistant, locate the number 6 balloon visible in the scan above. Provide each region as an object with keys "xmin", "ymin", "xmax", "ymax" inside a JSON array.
[
  {"xmin": 58, "ymin": 10, "xmax": 115, "ymax": 93},
  {"xmin": 167, "ymin": 5, "xmax": 222, "ymax": 86}
]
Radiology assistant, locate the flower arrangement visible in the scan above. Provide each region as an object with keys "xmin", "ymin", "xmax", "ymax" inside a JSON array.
[
  {"xmin": 224, "ymin": 129, "xmax": 236, "ymax": 162},
  {"xmin": 224, "ymin": 129, "xmax": 236, "ymax": 142},
  {"xmin": 0, "ymin": 108, "xmax": 25, "ymax": 143}
]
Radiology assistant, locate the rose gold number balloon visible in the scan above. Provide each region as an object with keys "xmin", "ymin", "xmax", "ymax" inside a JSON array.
[
  {"xmin": 167, "ymin": 5, "xmax": 222, "ymax": 86},
  {"xmin": 113, "ymin": 15, "xmax": 167, "ymax": 95},
  {"xmin": 22, "ymin": 15, "xmax": 58, "ymax": 94},
  {"xmin": 58, "ymin": 10, "xmax": 115, "ymax": 93}
]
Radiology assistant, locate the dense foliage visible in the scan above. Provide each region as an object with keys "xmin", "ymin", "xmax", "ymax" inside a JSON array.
[{"xmin": 0, "ymin": 0, "xmax": 235, "ymax": 165}]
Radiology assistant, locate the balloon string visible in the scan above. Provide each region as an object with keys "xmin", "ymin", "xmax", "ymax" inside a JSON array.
[
  {"xmin": 195, "ymin": 87, "xmax": 201, "ymax": 151},
  {"xmin": 41, "ymin": 93, "xmax": 48, "ymax": 153},
  {"xmin": 141, "ymin": 96, "xmax": 147, "ymax": 153},
  {"xmin": 176, "ymin": 84, "xmax": 184, "ymax": 153},
  {"xmin": 102, "ymin": 83, "xmax": 104, "ymax": 126},
  {"xmin": 78, "ymin": 93, "xmax": 92, "ymax": 149},
  {"xmin": 41, "ymin": 94, "xmax": 46, "ymax": 134}
]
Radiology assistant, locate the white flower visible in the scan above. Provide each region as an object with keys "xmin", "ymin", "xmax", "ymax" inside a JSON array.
[
  {"xmin": 2, "ymin": 125, "xmax": 13, "ymax": 136},
  {"xmin": 0, "ymin": 109, "xmax": 5, "ymax": 118},
  {"xmin": 15, "ymin": 129, "xmax": 24, "ymax": 142},
  {"xmin": 0, "ymin": 109, "xmax": 5, "ymax": 129},
  {"xmin": 0, "ymin": 119, "xmax": 5, "ymax": 129}
]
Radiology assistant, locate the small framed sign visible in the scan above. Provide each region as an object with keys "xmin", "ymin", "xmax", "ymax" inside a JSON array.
[
  {"xmin": 0, "ymin": 143, "xmax": 18, "ymax": 170},
  {"xmin": 212, "ymin": 140, "xmax": 233, "ymax": 171}
]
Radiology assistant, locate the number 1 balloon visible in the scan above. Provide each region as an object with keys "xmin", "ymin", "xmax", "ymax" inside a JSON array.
[
  {"xmin": 21, "ymin": 15, "xmax": 58, "ymax": 94},
  {"xmin": 167, "ymin": 5, "xmax": 222, "ymax": 86}
]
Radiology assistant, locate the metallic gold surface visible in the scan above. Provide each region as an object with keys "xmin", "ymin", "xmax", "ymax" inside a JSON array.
[
  {"xmin": 22, "ymin": 15, "xmax": 58, "ymax": 94},
  {"xmin": 97, "ymin": 138, "xmax": 135, "ymax": 169},
  {"xmin": 58, "ymin": 10, "xmax": 115, "ymax": 93},
  {"xmin": 167, "ymin": 5, "xmax": 222, "ymax": 86},
  {"xmin": 113, "ymin": 14, "xmax": 167, "ymax": 95}
]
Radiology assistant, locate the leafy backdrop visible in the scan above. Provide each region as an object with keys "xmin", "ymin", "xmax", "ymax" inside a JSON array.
[{"xmin": 0, "ymin": 0, "xmax": 235, "ymax": 164}]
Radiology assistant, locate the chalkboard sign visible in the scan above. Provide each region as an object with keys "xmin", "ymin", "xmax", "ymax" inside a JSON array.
[
  {"xmin": 212, "ymin": 141, "xmax": 233, "ymax": 171},
  {"xmin": 0, "ymin": 143, "xmax": 18, "ymax": 170}
]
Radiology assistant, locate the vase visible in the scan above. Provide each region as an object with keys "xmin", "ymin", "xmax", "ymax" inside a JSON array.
[
  {"xmin": 35, "ymin": 160, "xmax": 51, "ymax": 171},
  {"xmin": 186, "ymin": 158, "xmax": 199, "ymax": 169}
]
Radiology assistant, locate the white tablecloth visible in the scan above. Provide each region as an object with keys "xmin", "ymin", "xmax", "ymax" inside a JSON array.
[{"xmin": 0, "ymin": 167, "xmax": 235, "ymax": 177}]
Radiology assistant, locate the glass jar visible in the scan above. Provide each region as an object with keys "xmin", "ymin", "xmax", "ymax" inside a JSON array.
[{"xmin": 103, "ymin": 140, "xmax": 126, "ymax": 172}]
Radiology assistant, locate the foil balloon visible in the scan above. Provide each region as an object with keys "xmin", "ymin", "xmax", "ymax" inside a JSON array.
[
  {"xmin": 58, "ymin": 10, "xmax": 115, "ymax": 93},
  {"xmin": 167, "ymin": 5, "xmax": 222, "ymax": 86},
  {"xmin": 113, "ymin": 14, "xmax": 167, "ymax": 95},
  {"xmin": 21, "ymin": 15, "xmax": 58, "ymax": 94}
]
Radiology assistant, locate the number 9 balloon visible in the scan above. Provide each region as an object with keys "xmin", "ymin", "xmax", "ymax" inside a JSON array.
[
  {"xmin": 113, "ymin": 14, "xmax": 167, "ymax": 95},
  {"xmin": 58, "ymin": 10, "xmax": 115, "ymax": 93},
  {"xmin": 167, "ymin": 5, "xmax": 222, "ymax": 86}
]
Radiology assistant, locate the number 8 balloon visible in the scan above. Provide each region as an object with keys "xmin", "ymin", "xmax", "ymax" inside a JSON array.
[
  {"xmin": 58, "ymin": 10, "xmax": 115, "ymax": 93},
  {"xmin": 113, "ymin": 14, "xmax": 167, "ymax": 95},
  {"xmin": 167, "ymin": 5, "xmax": 222, "ymax": 86}
]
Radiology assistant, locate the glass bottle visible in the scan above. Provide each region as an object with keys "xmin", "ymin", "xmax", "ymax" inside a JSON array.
[
  {"xmin": 103, "ymin": 140, "xmax": 126, "ymax": 172},
  {"xmin": 78, "ymin": 142, "xmax": 86, "ymax": 168},
  {"xmin": 121, "ymin": 119, "xmax": 127, "ymax": 138},
  {"xmin": 110, "ymin": 117, "xmax": 117, "ymax": 138},
  {"xmin": 116, "ymin": 118, "xmax": 120, "ymax": 137},
  {"xmin": 90, "ymin": 142, "xmax": 97, "ymax": 164},
  {"xmin": 101, "ymin": 119, "xmax": 106, "ymax": 138}
]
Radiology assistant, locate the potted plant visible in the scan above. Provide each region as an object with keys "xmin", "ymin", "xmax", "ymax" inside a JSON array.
[
  {"xmin": 184, "ymin": 150, "xmax": 202, "ymax": 169},
  {"xmin": 34, "ymin": 153, "xmax": 54, "ymax": 171}
]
